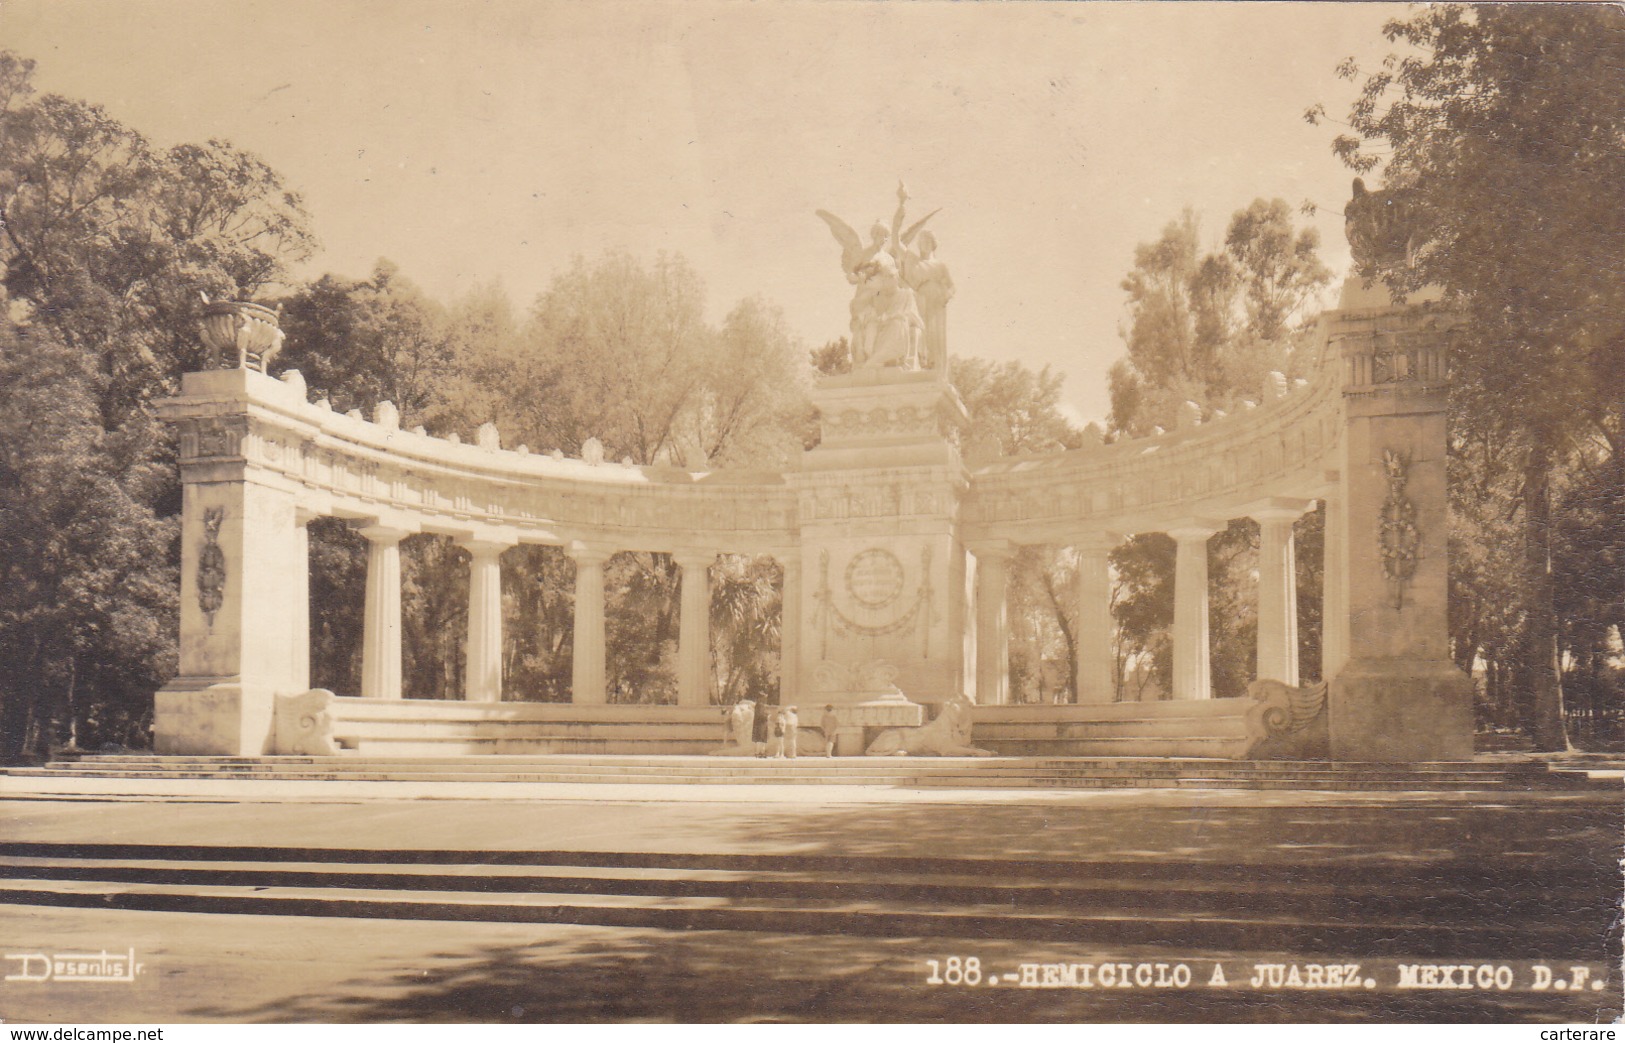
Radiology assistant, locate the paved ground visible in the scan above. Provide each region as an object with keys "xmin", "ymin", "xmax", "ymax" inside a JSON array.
[
  {"xmin": 0, "ymin": 787, "xmax": 1618, "ymax": 1023},
  {"xmin": 3, "ymin": 906, "xmax": 1617, "ymax": 1024},
  {"xmin": 2, "ymin": 786, "xmax": 1618, "ymax": 862}
]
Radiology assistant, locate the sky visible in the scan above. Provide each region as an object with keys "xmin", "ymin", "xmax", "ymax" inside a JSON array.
[{"xmin": 4, "ymin": 1, "xmax": 1399, "ymax": 423}]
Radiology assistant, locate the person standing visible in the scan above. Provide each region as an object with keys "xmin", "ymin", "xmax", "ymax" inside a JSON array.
[
  {"xmin": 782, "ymin": 706, "xmax": 800, "ymax": 760},
  {"xmin": 752, "ymin": 699, "xmax": 772, "ymax": 757},
  {"xmin": 769, "ymin": 708, "xmax": 786, "ymax": 758},
  {"xmin": 820, "ymin": 705, "xmax": 840, "ymax": 757}
]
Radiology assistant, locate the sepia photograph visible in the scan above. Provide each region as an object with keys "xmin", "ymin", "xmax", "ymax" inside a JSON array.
[{"xmin": 0, "ymin": 0, "xmax": 1619, "ymax": 1027}]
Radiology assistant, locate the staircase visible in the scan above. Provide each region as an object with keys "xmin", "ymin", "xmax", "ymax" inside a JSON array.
[
  {"xmin": 0, "ymin": 840, "xmax": 1612, "ymax": 961},
  {"xmin": 3, "ymin": 753, "xmax": 1604, "ymax": 793}
]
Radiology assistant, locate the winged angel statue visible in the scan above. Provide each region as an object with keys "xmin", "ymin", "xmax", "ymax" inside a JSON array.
[{"xmin": 816, "ymin": 183, "xmax": 946, "ymax": 372}]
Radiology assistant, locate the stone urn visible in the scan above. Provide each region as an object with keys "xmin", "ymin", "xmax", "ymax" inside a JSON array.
[{"xmin": 199, "ymin": 299, "xmax": 285, "ymax": 373}]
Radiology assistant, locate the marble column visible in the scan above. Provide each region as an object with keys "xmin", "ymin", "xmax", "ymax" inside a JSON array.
[
  {"xmin": 1253, "ymin": 507, "xmax": 1304, "ymax": 686},
  {"xmin": 568, "ymin": 544, "xmax": 610, "ymax": 705},
  {"xmin": 778, "ymin": 552, "xmax": 801, "ymax": 708},
  {"xmin": 460, "ymin": 537, "xmax": 513, "ymax": 702},
  {"xmin": 1073, "ymin": 536, "xmax": 1118, "ymax": 704},
  {"xmin": 291, "ymin": 508, "xmax": 316, "ymax": 693},
  {"xmin": 675, "ymin": 551, "xmax": 714, "ymax": 707},
  {"xmin": 973, "ymin": 542, "xmax": 1014, "ymax": 706},
  {"xmin": 359, "ymin": 524, "xmax": 409, "ymax": 700},
  {"xmin": 1168, "ymin": 524, "xmax": 1219, "ymax": 700}
]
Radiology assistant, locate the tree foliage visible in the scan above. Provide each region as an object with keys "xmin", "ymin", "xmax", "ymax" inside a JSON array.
[
  {"xmin": 1108, "ymin": 200, "xmax": 1332, "ymax": 699},
  {"xmin": 0, "ymin": 51, "xmax": 313, "ymax": 758},
  {"xmin": 1316, "ymin": 5, "xmax": 1625, "ymax": 748}
]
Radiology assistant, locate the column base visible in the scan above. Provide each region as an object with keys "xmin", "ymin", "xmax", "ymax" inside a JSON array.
[
  {"xmin": 154, "ymin": 680, "xmax": 279, "ymax": 756},
  {"xmin": 1328, "ymin": 658, "xmax": 1473, "ymax": 761}
]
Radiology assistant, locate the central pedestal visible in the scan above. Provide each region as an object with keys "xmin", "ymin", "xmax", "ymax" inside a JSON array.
[{"xmin": 790, "ymin": 370, "xmax": 972, "ymax": 741}]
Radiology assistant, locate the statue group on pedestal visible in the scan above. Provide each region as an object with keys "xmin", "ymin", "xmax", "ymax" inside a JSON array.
[{"xmin": 817, "ymin": 183, "xmax": 954, "ymax": 373}]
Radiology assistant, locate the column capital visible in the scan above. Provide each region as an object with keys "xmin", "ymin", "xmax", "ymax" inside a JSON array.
[
  {"xmin": 457, "ymin": 535, "xmax": 516, "ymax": 559},
  {"xmin": 1245, "ymin": 497, "xmax": 1317, "ymax": 526},
  {"xmin": 968, "ymin": 539, "xmax": 1017, "ymax": 564},
  {"xmin": 356, "ymin": 522, "xmax": 413, "ymax": 544},
  {"xmin": 1072, "ymin": 532, "xmax": 1123, "ymax": 555},
  {"xmin": 671, "ymin": 549, "xmax": 717, "ymax": 571},
  {"xmin": 294, "ymin": 505, "xmax": 323, "ymax": 526},
  {"xmin": 566, "ymin": 541, "xmax": 615, "ymax": 567},
  {"xmin": 1165, "ymin": 520, "xmax": 1223, "ymax": 543}
]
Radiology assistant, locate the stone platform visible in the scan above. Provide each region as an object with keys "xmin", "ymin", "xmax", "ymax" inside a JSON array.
[
  {"xmin": 196, "ymin": 693, "xmax": 1270, "ymax": 759},
  {"xmin": 1, "ymin": 753, "xmax": 1605, "ymax": 797}
]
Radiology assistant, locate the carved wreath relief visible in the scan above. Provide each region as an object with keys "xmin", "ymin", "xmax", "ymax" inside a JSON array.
[
  {"xmin": 1378, "ymin": 448, "xmax": 1419, "ymax": 609},
  {"xmin": 813, "ymin": 545, "xmax": 937, "ymax": 658},
  {"xmin": 197, "ymin": 507, "xmax": 227, "ymax": 627},
  {"xmin": 845, "ymin": 548, "xmax": 905, "ymax": 609}
]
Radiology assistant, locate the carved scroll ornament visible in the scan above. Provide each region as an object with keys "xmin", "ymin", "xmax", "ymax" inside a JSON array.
[
  {"xmin": 197, "ymin": 507, "xmax": 226, "ymax": 627},
  {"xmin": 1378, "ymin": 448, "xmax": 1420, "ymax": 609}
]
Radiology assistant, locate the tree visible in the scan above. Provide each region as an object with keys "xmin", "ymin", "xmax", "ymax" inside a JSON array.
[
  {"xmin": 1108, "ymin": 200, "xmax": 1332, "ymax": 699},
  {"xmin": 0, "ymin": 51, "xmax": 313, "ymax": 758},
  {"xmin": 275, "ymin": 261, "xmax": 455, "ymax": 426},
  {"xmin": 0, "ymin": 318, "xmax": 175, "ymax": 758},
  {"xmin": 1110, "ymin": 201, "xmax": 1330, "ymax": 437},
  {"xmin": 0, "ymin": 53, "xmax": 314, "ymax": 415},
  {"xmin": 1317, "ymin": 5, "xmax": 1625, "ymax": 748},
  {"xmin": 947, "ymin": 355, "xmax": 1085, "ymax": 701},
  {"xmin": 810, "ymin": 336, "xmax": 852, "ymax": 377},
  {"xmin": 952, "ymin": 357, "xmax": 1085, "ymax": 456}
]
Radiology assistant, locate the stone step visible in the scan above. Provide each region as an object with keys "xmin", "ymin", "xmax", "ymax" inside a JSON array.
[
  {"xmin": 73, "ymin": 752, "xmax": 1542, "ymax": 770},
  {"xmin": 329, "ymin": 721, "xmax": 728, "ymax": 740},
  {"xmin": 977, "ymin": 717, "xmax": 1251, "ymax": 739},
  {"xmin": 0, "ymin": 854, "xmax": 1598, "ymax": 922},
  {"xmin": 975, "ymin": 699, "xmax": 1249, "ymax": 721},
  {"xmin": 34, "ymin": 754, "xmax": 1586, "ymax": 780},
  {"xmin": 315, "ymin": 737, "xmax": 723, "ymax": 756},
  {"xmin": 978, "ymin": 736, "xmax": 1250, "ymax": 758},
  {"xmin": 0, "ymin": 874, "xmax": 1591, "ymax": 958},
  {"xmin": 31, "ymin": 758, "xmax": 1560, "ymax": 782},
  {"xmin": 7, "ymin": 766, "xmax": 1587, "ymax": 791},
  {"xmin": 327, "ymin": 701, "xmax": 725, "ymax": 723},
  {"xmin": 30, "ymin": 755, "xmax": 1553, "ymax": 778},
  {"xmin": 5, "ymin": 842, "xmax": 1603, "ymax": 888}
]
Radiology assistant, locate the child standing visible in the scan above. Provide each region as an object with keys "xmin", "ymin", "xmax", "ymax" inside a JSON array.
[{"xmin": 820, "ymin": 704, "xmax": 840, "ymax": 757}]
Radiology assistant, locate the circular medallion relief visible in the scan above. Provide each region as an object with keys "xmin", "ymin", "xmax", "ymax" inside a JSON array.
[{"xmin": 845, "ymin": 548, "xmax": 906, "ymax": 609}]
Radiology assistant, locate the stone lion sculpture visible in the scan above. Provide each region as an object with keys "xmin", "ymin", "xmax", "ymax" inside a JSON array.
[
  {"xmin": 864, "ymin": 694, "xmax": 993, "ymax": 757},
  {"xmin": 709, "ymin": 699, "xmax": 758, "ymax": 756}
]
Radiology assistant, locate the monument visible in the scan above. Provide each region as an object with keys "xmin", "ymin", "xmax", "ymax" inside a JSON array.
[{"xmin": 149, "ymin": 182, "xmax": 1471, "ymax": 765}]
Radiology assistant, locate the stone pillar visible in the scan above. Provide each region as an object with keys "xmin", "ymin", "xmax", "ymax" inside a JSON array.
[
  {"xmin": 971, "ymin": 542, "xmax": 1014, "ymax": 706},
  {"xmin": 568, "ymin": 544, "xmax": 611, "ymax": 705},
  {"xmin": 1073, "ymin": 536, "xmax": 1118, "ymax": 704},
  {"xmin": 359, "ymin": 524, "xmax": 409, "ymax": 700},
  {"xmin": 1253, "ymin": 504, "xmax": 1309, "ymax": 686},
  {"xmin": 675, "ymin": 550, "xmax": 715, "ymax": 708},
  {"xmin": 291, "ymin": 508, "xmax": 316, "ymax": 693},
  {"xmin": 1168, "ymin": 523, "xmax": 1219, "ymax": 700},
  {"xmin": 778, "ymin": 551, "xmax": 801, "ymax": 707},
  {"xmin": 1321, "ymin": 489, "xmax": 1350, "ymax": 681},
  {"xmin": 1325, "ymin": 298, "xmax": 1472, "ymax": 760},
  {"xmin": 459, "ymin": 537, "xmax": 513, "ymax": 702}
]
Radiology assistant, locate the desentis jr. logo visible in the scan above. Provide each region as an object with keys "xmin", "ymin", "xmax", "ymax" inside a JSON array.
[{"xmin": 4, "ymin": 949, "xmax": 143, "ymax": 983}]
